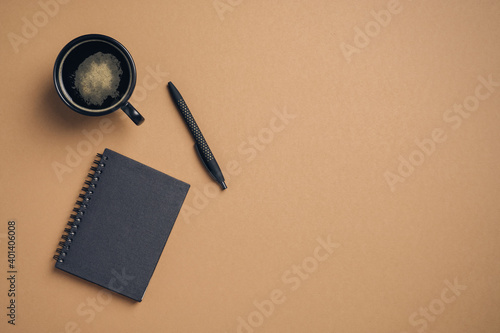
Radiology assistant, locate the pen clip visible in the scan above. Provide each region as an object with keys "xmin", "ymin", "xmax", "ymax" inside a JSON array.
[{"xmin": 194, "ymin": 144, "xmax": 216, "ymax": 182}]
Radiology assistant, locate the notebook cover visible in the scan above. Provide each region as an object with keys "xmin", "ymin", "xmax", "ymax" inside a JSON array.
[{"xmin": 54, "ymin": 148, "xmax": 190, "ymax": 302}]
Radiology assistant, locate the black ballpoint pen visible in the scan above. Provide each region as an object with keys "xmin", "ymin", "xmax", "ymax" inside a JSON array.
[{"xmin": 167, "ymin": 82, "xmax": 227, "ymax": 190}]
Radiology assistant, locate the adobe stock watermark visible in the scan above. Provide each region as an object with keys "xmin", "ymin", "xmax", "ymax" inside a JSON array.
[
  {"xmin": 7, "ymin": 0, "xmax": 72, "ymax": 54},
  {"xmin": 229, "ymin": 235, "xmax": 340, "ymax": 333},
  {"xmin": 340, "ymin": 0, "xmax": 415, "ymax": 64},
  {"xmin": 180, "ymin": 106, "xmax": 297, "ymax": 223},
  {"xmin": 213, "ymin": 0, "xmax": 243, "ymax": 21},
  {"xmin": 58, "ymin": 268, "xmax": 135, "ymax": 333},
  {"xmin": 384, "ymin": 74, "xmax": 499, "ymax": 192},
  {"xmin": 52, "ymin": 65, "xmax": 168, "ymax": 183},
  {"xmin": 398, "ymin": 278, "xmax": 467, "ymax": 333}
]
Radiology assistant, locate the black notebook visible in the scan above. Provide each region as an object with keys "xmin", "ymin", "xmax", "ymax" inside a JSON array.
[{"xmin": 53, "ymin": 148, "xmax": 190, "ymax": 302}]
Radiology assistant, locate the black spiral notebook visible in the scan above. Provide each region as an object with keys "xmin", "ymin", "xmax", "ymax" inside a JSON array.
[{"xmin": 53, "ymin": 148, "xmax": 190, "ymax": 302}]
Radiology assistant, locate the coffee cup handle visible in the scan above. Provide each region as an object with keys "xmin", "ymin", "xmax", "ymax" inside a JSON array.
[{"xmin": 121, "ymin": 102, "xmax": 145, "ymax": 126}]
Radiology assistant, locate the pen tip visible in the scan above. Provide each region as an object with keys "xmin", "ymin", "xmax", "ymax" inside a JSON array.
[{"xmin": 221, "ymin": 181, "xmax": 227, "ymax": 190}]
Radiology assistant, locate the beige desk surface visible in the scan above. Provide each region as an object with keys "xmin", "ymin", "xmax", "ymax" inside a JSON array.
[{"xmin": 1, "ymin": 0, "xmax": 500, "ymax": 332}]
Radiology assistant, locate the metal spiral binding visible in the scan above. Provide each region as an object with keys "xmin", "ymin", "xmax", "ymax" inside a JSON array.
[{"xmin": 53, "ymin": 152, "xmax": 108, "ymax": 262}]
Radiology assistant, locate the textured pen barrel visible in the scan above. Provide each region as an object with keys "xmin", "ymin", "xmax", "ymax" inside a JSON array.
[{"xmin": 175, "ymin": 98, "xmax": 214, "ymax": 162}]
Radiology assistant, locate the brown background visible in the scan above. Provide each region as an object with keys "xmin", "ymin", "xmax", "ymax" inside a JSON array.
[{"xmin": 1, "ymin": 0, "xmax": 500, "ymax": 332}]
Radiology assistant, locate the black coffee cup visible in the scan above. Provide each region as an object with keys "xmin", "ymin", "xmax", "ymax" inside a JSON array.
[{"xmin": 53, "ymin": 34, "xmax": 144, "ymax": 125}]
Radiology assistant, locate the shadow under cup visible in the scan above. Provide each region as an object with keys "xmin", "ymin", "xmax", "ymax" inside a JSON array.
[{"xmin": 54, "ymin": 34, "xmax": 144, "ymax": 125}]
